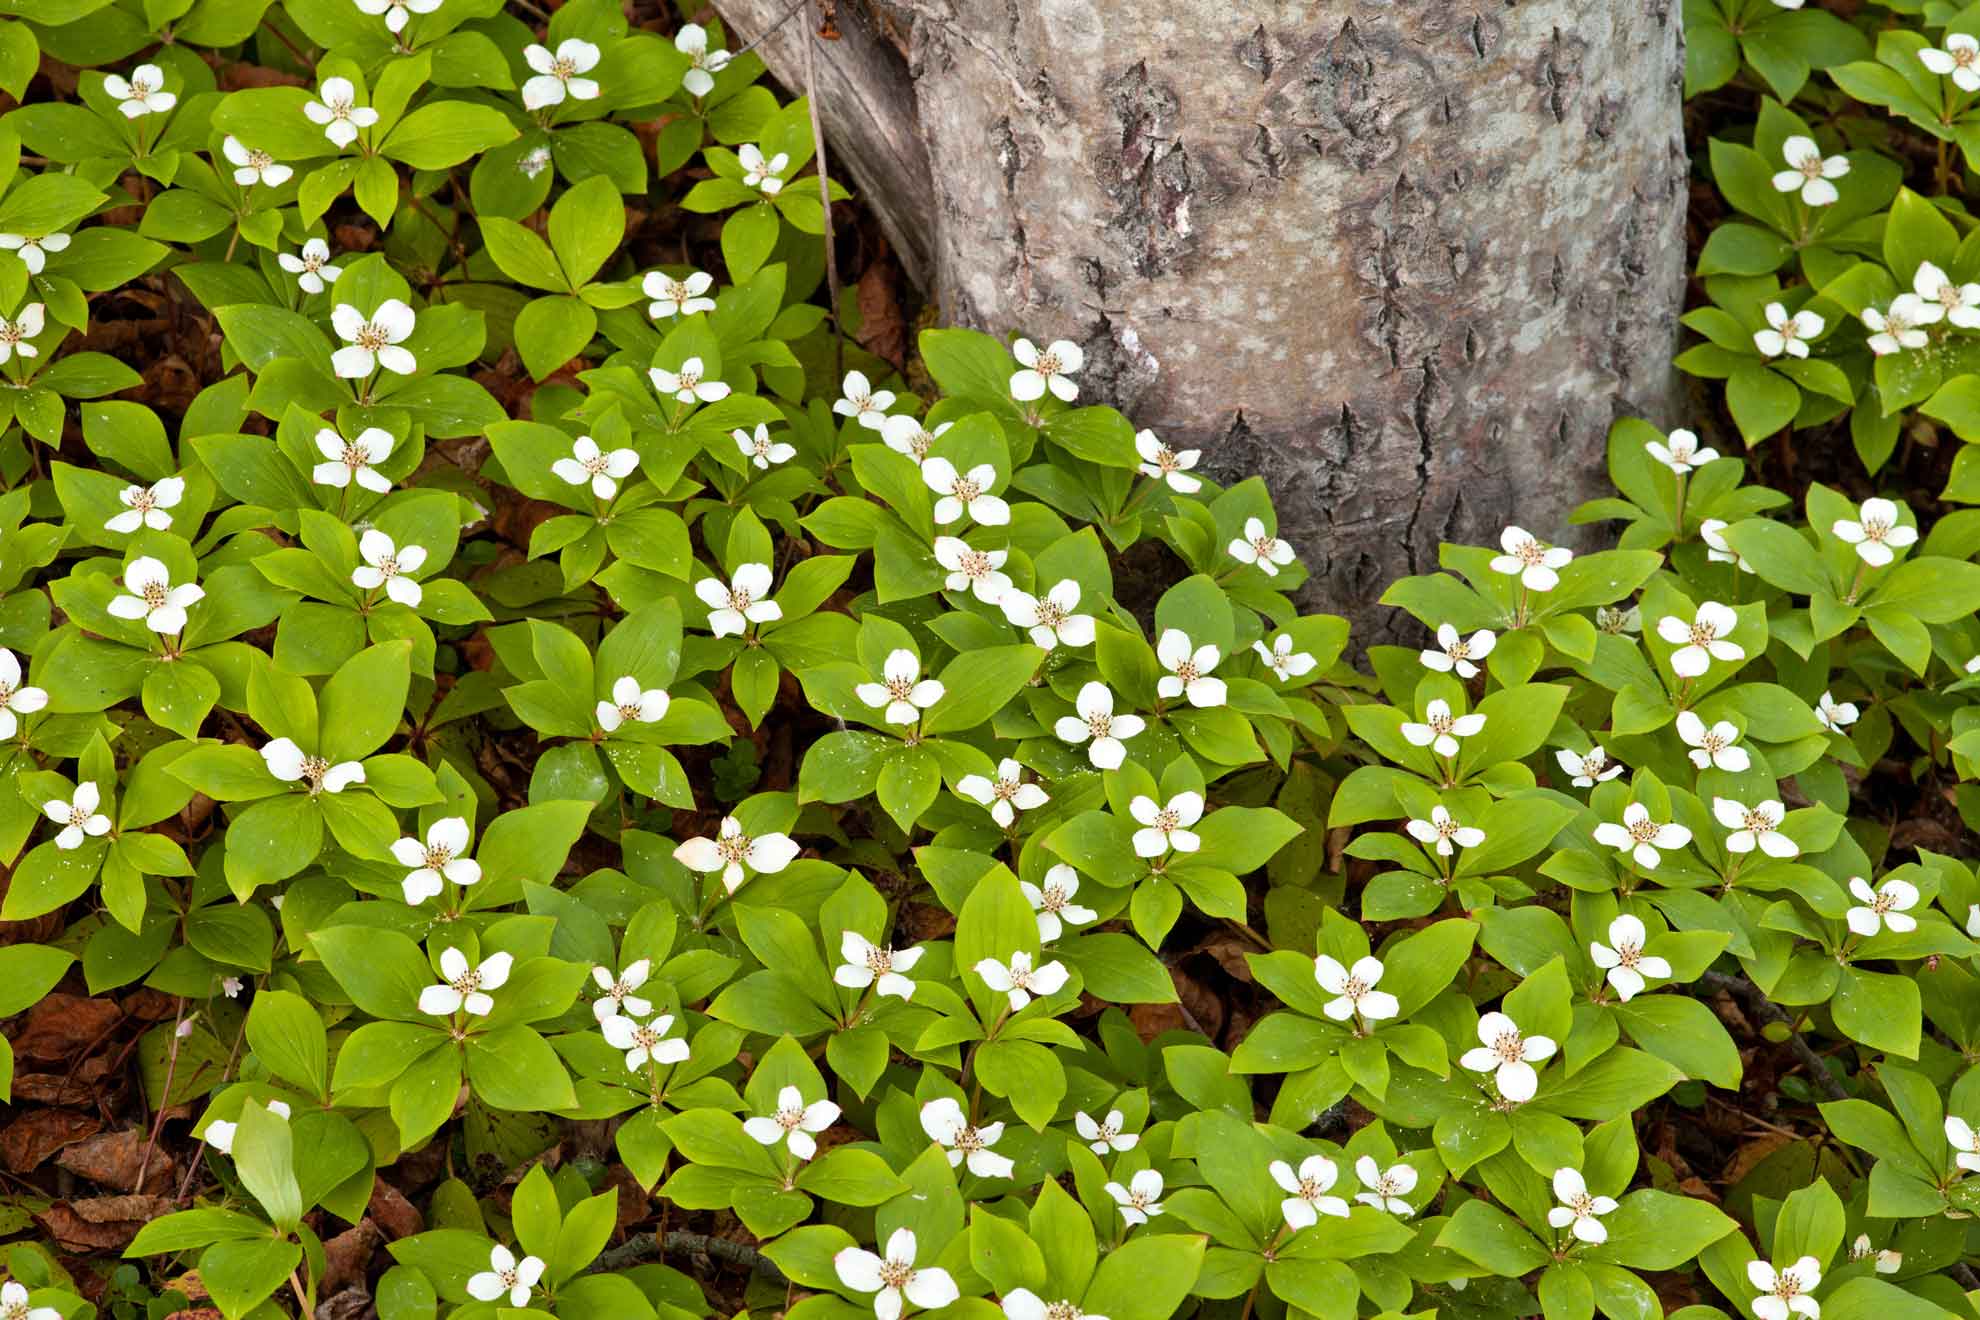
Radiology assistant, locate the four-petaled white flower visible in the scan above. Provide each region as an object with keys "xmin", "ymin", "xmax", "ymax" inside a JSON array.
[
  {"xmin": 1459, "ymin": 1011, "xmax": 1556, "ymax": 1103},
  {"xmin": 1816, "ymin": 691, "xmax": 1858, "ymax": 734},
  {"xmin": 331, "ymin": 300, "xmax": 417, "ymax": 378},
  {"xmin": 834, "ymin": 1228, "xmax": 959, "ymax": 1320},
  {"xmin": 304, "ymin": 77, "xmax": 379, "ymax": 148},
  {"xmin": 834, "ymin": 370, "xmax": 895, "ymax": 428},
  {"xmin": 1772, "ymin": 135, "xmax": 1848, "ymax": 206},
  {"xmin": 219, "ymin": 136, "xmax": 292, "ymax": 189},
  {"xmin": 105, "ymin": 476, "xmax": 184, "ymax": 533},
  {"xmin": 1055, "ymin": 681, "xmax": 1144, "ymax": 770},
  {"xmin": 1315, "ymin": 953, "xmax": 1399, "ymax": 1022},
  {"xmin": 1405, "ymin": 804, "xmax": 1483, "ymax": 858},
  {"xmin": 1490, "ymin": 526, "xmax": 1573, "ymax": 591},
  {"xmin": 1832, "ymin": 497, "xmax": 1917, "ymax": 566},
  {"xmin": 109, "ymin": 556, "xmax": 204, "ymax": 634},
  {"xmin": 883, "ymin": 415, "xmax": 950, "ymax": 464},
  {"xmin": 696, "ymin": 563, "xmax": 781, "ymax": 636},
  {"xmin": 104, "ymin": 64, "xmax": 174, "ymax": 117},
  {"xmin": 597, "ymin": 675, "xmax": 668, "ymax": 732},
  {"xmin": 933, "ymin": 536, "xmax": 1012, "ymax": 603},
  {"xmin": 1677, "ymin": 709, "xmax": 1750, "ymax": 772},
  {"xmin": 1700, "ymin": 518, "xmax": 1753, "ymax": 573},
  {"xmin": 1946, "ymin": 1115, "xmax": 1980, "ymax": 1172},
  {"xmin": 1228, "ymin": 516, "xmax": 1296, "ymax": 576},
  {"xmin": 1354, "ymin": 1156, "xmax": 1418, "ymax": 1215},
  {"xmin": 1022, "ymin": 864, "xmax": 1096, "ymax": 942},
  {"xmin": 1271, "ymin": 1155, "xmax": 1349, "ymax": 1229},
  {"xmin": 1555, "ymin": 745, "xmax": 1623, "ymax": 788},
  {"xmin": 0, "ymin": 648, "xmax": 48, "ymax": 741},
  {"xmin": 0, "ymin": 303, "xmax": 44, "ymax": 363},
  {"xmin": 834, "ymin": 931, "xmax": 922, "ymax": 999},
  {"xmin": 392, "ymin": 816, "xmax": 480, "ymax": 905},
  {"xmin": 1921, "ymin": 33, "xmax": 1980, "ymax": 90},
  {"xmin": 974, "ymin": 950, "xmax": 1070, "ymax": 1010},
  {"xmin": 352, "ymin": 529, "xmax": 426, "ymax": 607},
  {"xmin": 0, "ymin": 1278, "xmax": 59, "ymax": 1320},
  {"xmin": 467, "ymin": 1245, "xmax": 546, "ymax": 1308},
  {"xmin": 746, "ymin": 1085, "xmax": 841, "ymax": 1160},
  {"xmin": 1130, "ymin": 792, "xmax": 1204, "ymax": 858},
  {"xmin": 857, "ymin": 649, "xmax": 945, "ymax": 725},
  {"xmin": 651, "ymin": 355, "xmax": 731, "ymax": 404},
  {"xmin": 920, "ymin": 1096, "xmax": 1015, "ymax": 1178},
  {"xmin": 923, "ymin": 457, "xmax": 1010, "ymax": 525},
  {"xmin": 1658, "ymin": 600, "xmax": 1743, "ymax": 677},
  {"xmin": 733, "ymin": 423, "xmax": 796, "ymax": 470},
  {"xmin": 1422, "ymin": 622, "xmax": 1495, "ymax": 678},
  {"xmin": 1845, "ymin": 876, "xmax": 1919, "ymax": 937},
  {"xmin": 1848, "ymin": 1234, "xmax": 1902, "ymax": 1275},
  {"xmin": 418, "ymin": 947, "xmax": 512, "ymax": 1017},
  {"xmin": 1748, "ymin": 1257, "xmax": 1823, "ymax": 1320},
  {"xmin": 1135, "ymin": 428, "xmax": 1201, "ymax": 492},
  {"xmin": 43, "ymin": 782, "xmax": 110, "ymax": 850},
  {"xmin": 591, "ymin": 959, "xmax": 652, "ymax": 1023},
  {"xmin": 1589, "ymin": 914, "xmax": 1672, "ymax": 1002},
  {"xmin": 601, "ymin": 1009, "xmax": 691, "ymax": 1070},
  {"xmin": 1593, "ymin": 802, "xmax": 1692, "ymax": 869},
  {"xmin": 354, "ymin": 0, "xmax": 441, "ymax": 33},
  {"xmin": 1914, "ymin": 260, "xmax": 1980, "ymax": 328},
  {"xmin": 523, "ymin": 39, "xmax": 601, "ymax": 109},
  {"xmin": 262, "ymin": 738, "xmax": 364, "ymax": 795},
  {"xmin": 1547, "ymin": 1167, "xmax": 1617, "ymax": 1244},
  {"xmin": 1001, "ymin": 579, "xmax": 1095, "ymax": 651},
  {"xmin": 313, "ymin": 426, "xmax": 394, "ymax": 493},
  {"xmin": 740, "ymin": 143, "xmax": 789, "ymax": 195},
  {"xmin": 1863, "ymin": 295, "xmax": 1939, "ymax": 355},
  {"xmin": 1156, "ymin": 629, "xmax": 1226, "ymax": 707},
  {"xmin": 279, "ymin": 238, "xmax": 341, "ymax": 294},
  {"xmin": 204, "ymin": 1099, "xmax": 291, "ymax": 1157},
  {"xmin": 1402, "ymin": 697, "xmax": 1485, "ymax": 759},
  {"xmin": 1254, "ymin": 634, "xmax": 1316, "ymax": 681},
  {"xmin": 645, "ymin": 268, "xmax": 716, "ymax": 319},
  {"xmin": 676, "ymin": 23, "xmax": 732, "ymax": 97},
  {"xmin": 1010, "ymin": 337, "xmax": 1082, "ymax": 403},
  {"xmin": 1003, "ymin": 1292, "xmax": 1103, "ymax": 1320},
  {"xmin": 674, "ymin": 816, "xmax": 800, "ymax": 893},
  {"xmin": 1754, "ymin": 302, "xmax": 1823, "ymax": 359},
  {"xmin": 1647, "ymin": 428, "xmax": 1718, "ymax": 474},
  {"xmin": 552, "ymin": 434, "xmax": 639, "ymax": 500},
  {"xmin": 1714, "ymin": 796, "xmax": 1799, "ymax": 858},
  {"xmin": 1105, "ymin": 1169, "xmax": 1165, "ymax": 1225},
  {"xmin": 957, "ymin": 759, "xmax": 1048, "ymax": 829},
  {"xmin": 0, "ymin": 231, "xmax": 69, "ymax": 275},
  {"xmin": 1075, "ymin": 1108, "xmax": 1138, "ymax": 1155}
]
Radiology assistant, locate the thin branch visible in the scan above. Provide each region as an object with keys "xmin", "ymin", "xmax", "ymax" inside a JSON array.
[
  {"xmin": 1700, "ymin": 970, "xmax": 1849, "ymax": 1103},
  {"xmin": 589, "ymin": 1230, "xmax": 787, "ymax": 1282},
  {"xmin": 802, "ymin": 0, "xmax": 847, "ymax": 383},
  {"xmin": 731, "ymin": 0, "xmax": 812, "ymax": 60}
]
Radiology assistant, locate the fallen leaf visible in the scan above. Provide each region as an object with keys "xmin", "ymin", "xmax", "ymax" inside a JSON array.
[
  {"xmin": 0, "ymin": 1110, "xmax": 102, "ymax": 1173},
  {"xmin": 36, "ymin": 1194, "xmax": 173, "ymax": 1251},
  {"xmin": 56, "ymin": 1128, "xmax": 173, "ymax": 1194},
  {"xmin": 10, "ymin": 994, "xmax": 121, "ymax": 1063}
]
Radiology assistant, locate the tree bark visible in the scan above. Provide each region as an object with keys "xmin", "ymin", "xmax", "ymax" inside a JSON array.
[{"xmin": 721, "ymin": 1, "xmax": 1689, "ymax": 640}]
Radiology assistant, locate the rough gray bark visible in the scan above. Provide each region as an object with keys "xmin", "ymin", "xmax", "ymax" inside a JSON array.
[{"xmin": 721, "ymin": 1, "xmax": 1688, "ymax": 640}]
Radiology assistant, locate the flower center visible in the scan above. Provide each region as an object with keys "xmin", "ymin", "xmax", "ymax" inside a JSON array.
[
  {"xmin": 1174, "ymin": 660, "xmax": 1199, "ymax": 683},
  {"xmin": 1153, "ymin": 446, "xmax": 1180, "ymax": 472},
  {"xmin": 1742, "ymin": 809, "xmax": 1773, "ymax": 834},
  {"xmin": 879, "ymin": 1260, "xmax": 913, "ymax": 1289},
  {"xmin": 581, "ymin": 452, "xmax": 610, "ymax": 476},
  {"xmin": 1297, "ymin": 1177, "xmax": 1327, "ymax": 1200},
  {"xmin": 130, "ymin": 76, "xmax": 154, "ymax": 97},
  {"xmin": 992, "ymin": 777, "xmax": 1020, "ymax": 802},
  {"xmin": 884, "ymin": 675, "xmax": 916, "ymax": 701},
  {"xmin": 959, "ymin": 550, "xmax": 992, "ymax": 578},
  {"xmin": 298, "ymin": 756, "xmax": 331, "ymax": 794},
  {"xmin": 340, "ymin": 442, "xmax": 370, "ymax": 470},
  {"xmin": 951, "ymin": 476, "xmax": 981, "ymax": 502},
  {"xmin": 631, "ymin": 1022, "xmax": 660, "ymax": 1049},
  {"xmin": 1040, "ymin": 884, "xmax": 1068, "ymax": 913},
  {"xmin": 1446, "ymin": 640, "xmax": 1472, "ymax": 660},
  {"xmin": 0, "ymin": 323, "xmax": 18, "ymax": 346},
  {"xmin": 1871, "ymin": 890, "xmax": 1896, "ymax": 915},
  {"xmin": 1514, "ymin": 538, "xmax": 1546, "ymax": 566},
  {"xmin": 677, "ymin": 367, "xmax": 701, "ymax": 389},
  {"xmin": 375, "ymin": 556, "xmax": 400, "ymax": 578},
  {"xmin": 1614, "ymin": 940, "xmax": 1641, "ymax": 969},
  {"xmin": 327, "ymin": 95, "xmax": 354, "ymax": 119},
  {"xmin": 1794, "ymin": 152, "xmax": 1824, "ymax": 180},
  {"xmin": 1861, "ymin": 518, "xmax": 1891, "ymax": 542},
  {"xmin": 1773, "ymin": 1276, "xmax": 1801, "ymax": 1301},
  {"xmin": 1035, "ymin": 351, "xmax": 1062, "ymax": 376},
  {"xmin": 616, "ymin": 698, "xmax": 642, "ymax": 720},
  {"xmin": 1343, "ymin": 976, "xmax": 1368, "ymax": 1000},
  {"xmin": 248, "ymin": 148, "xmax": 273, "ymax": 168},
  {"xmin": 904, "ymin": 430, "xmax": 931, "ymax": 460},
  {"xmin": 1492, "ymin": 1029, "xmax": 1524, "ymax": 1063},
  {"xmin": 422, "ymin": 844, "xmax": 452, "ymax": 868},
  {"xmin": 451, "ymin": 968, "xmax": 483, "ymax": 994},
  {"xmin": 0, "ymin": 681, "xmax": 13, "ymax": 706},
  {"xmin": 1044, "ymin": 1302, "xmax": 1080, "ymax": 1320},
  {"xmin": 1886, "ymin": 311, "xmax": 1914, "ymax": 335},
  {"xmin": 1700, "ymin": 731, "xmax": 1725, "ymax": 754},
  {"xmin": 130, "ymin": 489, "xmax": 156, "ymax": 512},
  {"xmin": 1687, "ymin": 620, "xmax": 1717, "ymax": 647},
  {"xmin": 777, "ymin": 1104, "xmax": 805, "ymax": 1130},
  {"xmin": 1627, "ymin": 816, "xmax": 1660, "ymax": 844},
  {"xmin": 863, "ymin": 947, "xmax": 894, "ymax": 974},
  {"xmin": 497, "ymin": 1266, "xmax": 519, "ymax": 1289},
  {"xmin": 727, "ymin": 586, "xmax": 753, "ymax": 611},
  {"xmin": 1570, "ymin": 1192, "xmax": 1595, "ymax": 1217},
  {"xmin": 354, "ymin": 322, "xmax": 389, "ymax": 351},
  {"xmin": 1084, "ymin": 711, "xmax": 1112, "ymax": 739},
  {"xmin": 1250, "ymin": 534, "xmax": 1277, "ymax": 558},
  {"xmin": 140, "ymin": 581, "xmax": 167, "ymax": 608},
  {"xmin": 1126, "ymin": 1187, "xmax": 1154, "ymax": 1209},
  {"xmin": 1579, "ymin": 753, "xmax": 1606, "ymax": 777},
  {"xmin": 1427, "ymin": 711, "xmax": 1454, "ymax": 735},
  {"xmin": 1433, "ymin": 816, "xmax": 1462, "ymax": 841},
  {"xmin": 303, "ymin": 251, "xmax": 325, "ymax": 272},
  {"xmin": 66, "ymin": 802, "xmax": 91, "ymax": 826},
  {"xmin": 717, "ymin": 831, "xmax": 752, "ymax": 865},
  {"xmin": 552, "ymin": 57, "xmax": 578, "ymax": 79},
  {"xmin": 1154, "ymin": 808, "xmax": 1180, "ymax": 833}
]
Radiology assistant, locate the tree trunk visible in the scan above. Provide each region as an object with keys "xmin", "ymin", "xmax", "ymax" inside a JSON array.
[{"xmin": 723, "ymin": 0, "xmax": 1689, "ymax": 640}]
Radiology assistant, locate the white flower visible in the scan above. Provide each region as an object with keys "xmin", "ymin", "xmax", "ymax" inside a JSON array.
[
  {"xmin": 1555, "ymin": 746, "xmax": 1623, "ymax": 789},
  {"xmin": 1848, "ymin": 1234, "xmax": 1902, "ymax": 1275},
  {"xmin": 1271, "ymin": 1155, "xmax": 1349, "ymax": 1229},
  {"xmin": 1921, "ymin": 32, "xmax": 1980, "ymax": 91},
  {"xmin": 1001, "ymin": 579, "xmax": 1095, "ymax": 651},
  {"xmin": 597, "ymin": 675, "xmax": 668, "ymax": 732},
  {"xmin": 1845, "ymin": 876, "xmax": 1919, "ymax": 937},
  {"xmin": 1421, "ymin": 623, "xmax": 1495, "ymax": 678},
  {"xmin": 695, "ymin": 562, "xmax": 781, "ymax": 636},
  {"xmin": 1592, "ymin": 802, "xmax": 1692, "ymax": 869},
  {"xmin": 1589, "ymin": 914, "xmax": 1672, "ymax": 1002},
  {"xmin": 1156, "ymin": 629, "xmax": 1226, "ymax": 707},
  {"xmin": 467, "ymin": 1245, "xmax": 546, "ymax": 1308},
  {"xmin": 1914, "ymin": 261, "xmax": 1980, "ymax": 329},
  {"xmin": 644, "ymin": 268, "xmax": 716, "ymax": 319},
  {"xmin": 1547, "ymin": 1167, "xmax": 1618, "ymax": 1244},
  {"xmin": 732, "ymin": 422, "xmax": 796, "ymax": 470},
  {"xmin": 304, "ymin": 77, "xmax": 379, "ymax": 148},
  {"xmin": 354, "ymin": 0, "xmax": 442, "ymax": 33},
  {"xmin": 220, "ymin": 135, "xmax": 292, "ymax": 188},
  {"xmin": 1815, "ymin": 691, "xmax": 1858, "ymax": 734},
  {"xmin": 739, "ymin": 143, "xmax": 789, "ymax": 195},
  {"xmin": 352, "ymin": 529, "xmax": 426, "ymax": 607},
  {"xmin": 43, "ymin": 782, "xmax": 110, "ymax": 850},
  {"xmin": 313, "ymin": 425, "xmax": 393, "ymax": 493},
  {"xmin": 391, "ymin": 816, "xmax": 479, "ymax": 905},
  {"xmin": 103, "ymin": 64, "xmax": 174, "ymax": 117},
  {"xmin": 1677, "ymin": 710, "xmax": 1751, "ymax": 772},
  {"xmin": 591, "ymin": 959, "xmax": 652, "ymax": 1023},
  {"xmin": 1054, "ymin": 681, "xmax": 1144, "ymax": 770},
  {"xmin": 1405, "ymin": 804, "xmax": 1483, "ymax": 858},
  {"xmin": 676, "ymin": 23, "xmax": 732, "ymax": 97},
  {"xmin": 105, "ymin": 476, "xmax": 185, "ymax": 533},
  {"xmin": 418, "ymin": 947, "xmax": 512, "ymax": 1017},
  {"xmin": 650, "ymin": 355, "xmax": 731, "ymax": 404},
  {"xmin": 1010, "ymin": 337, "xmax": 1082, "ymax": 403},
  {"xmin": 1135, "ymin": 429, "xmax": 1201, "ymax": 492},
  {"xmin": 1315, "ymin": 953, "xmax": 1399, "ymax": 1022},
  {"xmin": 1753, "ymin": 302, "xmax": 1823, "ymax": 359},
  {"xmin": 1657, "ymin": 600, "xmax": 1743, "ymax": 677},
  {"xmin": 551, "ymin": 434, "xmax": 639, "ymax": 501},
  {"xmin": 1831, "ymin": 497, "xmax": 1918, "ymax": 566},
  {"xmin": 600, "ymin": 1009, "xmax": 691, "ymax": 1071},
  {"xmin": 834, "ymin": 370, "xmax": 895, "ymax": 429},
  {"xmin": 1002, "ymin": 1292, "xmax": 1103, "ymax": 1320},
  {"xmin": 857, "ymin": 649, "xmax": 945, "ymax": 725},
  {"xmin": 923, "ymin": 457, "xmax": 1009, "ymax": 525},
  {"xmin": 1713, "ymin": 797, "xmax": 1799, "ymax": 858},
  {"xmin": 1647, "ymin": 428, "xmax": 1718, "ymax": 474},
  {"xmin": 0, "ymin": 648, "xmax": 48, "ymax": 741},
  {"xmin": 746, "ymin": 1085, "xmax": 841, "ymax": 1161},
  {"xmin": 1021, "ymin": 865, "xmax": 1096, "ymax": 943},
  {"xmin": 330, "ymin": 300, "xmax": 417, "ymax": 378},
  {"xmin": 834, "ymin": 932, "xmax": 922, "ymax": 1000},
  {"xmin": 1700, "ymin": 518, "xmax": 1754, "ymax": 573},
  {"xmin": 882, "ymin": 414, "xmax": 950, "ymax": 464},
  {"xmin": 933, "ymin": 536, "xmax": 1012, "ymax": 603},
  {"xmin": 1130, "ymin": 792, "xmax": 1204, "ymax": 858},
  {"xmin": 973, "ymin": 950, "xmax": 1070, "ymax": 1010},
  {"xmin": 261, "ymin": 738, "xmax": 364, "ymax": 795},
  {"xmin": 108, "ymin": 556, "xmax": 204, "ymax": 633},
  {"xmin": 834, "ymin": 1228, "xmax": 958, "ymax": 1320},
  {"xmin": 203, "ymin": 1100, "xmax": 291, "ymax": 1158},
  {"xmin": 673, "ymin": 815, "xmax": 800, "ymax": 893},
  {"xmin": 1771, "ymin": 0, "xmax": 1803, "ymax": 7},
  {"xmin": 1946, "ymin": 1115, "xmax": 1980, "ymax": 1172},
  {"xmin": 0, "ymin": 1279, "xmax": 59, "ymax": 1320},
  {"xmin": 222, "ymin": 976, "xmax": 242, "ymax": 998},
  {"xmin": 957, "ymin": 759, "xmax": 1048, "ymax": 829},
  {"xmin": 1401, "ymin": 697, "xmax": 1485, "ymax": 759},
  {"xmin": 0, "ymin": 303, "xmax": 44, "ymax": 363},
  {"xmin": 1104, "ymin": 1169, "xmax": 1165, "ymax": 1225},
  {"xmin": 0, "ymin": 231, "xmax": 69, "ymax": 275},
  {"xmin": 1748, "ymin": 1257, "xmax": 1823, "ymax": 1320},
  {"xmin": 278, "ymin": 238, "xmax": 341, "ymax": 294},
  {"xmin": 1353, "ymin": 1156, "xmax": 1418, "ymax": 1215},
  {"xmin": 1863, "ymin": 295, "xmax": 1940, "ymax": 355},
  {"xmin": 1490, "ymin": 526, "xmax": 1573, "ymax": 591},
  {"xmin": 1075, "ymin": 1108, "xmax": 1138, "ymax": 1155},
  {"xmin": 1254, "ymin": 634, "xmax": 1315, "ymax": 681},
  {"xmin": 919, "ymin": 1096, "xmax": 1015, "ymax": 1179},
  {"xmin": 1772, "ymin": 135, "xmax": 1848, "ymax": 206},
  {"xmin": 523, "ymin": 39, "xmax": 601, "ymax": 109},
  {"xmin": 1459, "ymin": 1011, "xmax": 1556, "ymax": 1103},
  {"xmin": 517, "ymin": 145, "xmax": 552, "ymax": 179},
  {"xmin": 1228, "ymin": 516, "xmax": 1296, "ymax": 576}
]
